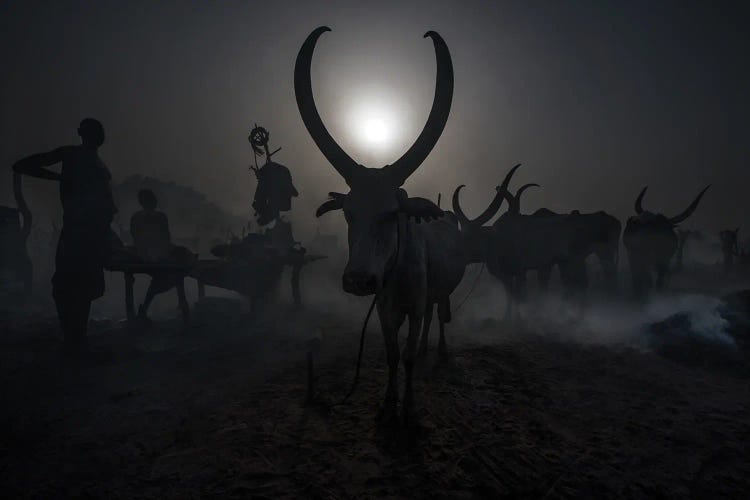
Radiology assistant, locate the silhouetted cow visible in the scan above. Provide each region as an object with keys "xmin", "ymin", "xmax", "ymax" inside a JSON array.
[
  {"xmin": 624, "ymin": 185, "xmax": 710, "ymax": 296},
  {"xmin": 453, "ymin": 165, "xmax": 621, "ymax": 320},
  {"xmin": 296, "ymin": 26, "xmax": 464, "ymax": 425}
]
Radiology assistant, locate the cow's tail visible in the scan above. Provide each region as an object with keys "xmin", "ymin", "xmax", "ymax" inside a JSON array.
[
  {"xmin": 454, "ymin": 263, "xmax": 484, "ymax": 314},
  {"xmin": 341, "ymin": 292, "xmax": 378, "ymax": 404}
]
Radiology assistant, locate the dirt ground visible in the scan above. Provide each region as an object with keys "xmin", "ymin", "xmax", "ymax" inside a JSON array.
[{"xmin": 1, "ymin": 296, "xmax": 749, "ymax": 499}]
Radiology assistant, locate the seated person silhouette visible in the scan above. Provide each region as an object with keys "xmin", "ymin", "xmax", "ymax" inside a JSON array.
[{"xmin": 130, "ymin": 189, "xmax": 193, "ymax": 321}]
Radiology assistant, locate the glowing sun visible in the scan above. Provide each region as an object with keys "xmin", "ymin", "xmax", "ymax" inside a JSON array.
[
  {"xmin": 361, "ymin": 117, "xmax": 388, "ymax": 144},
  {"xmin": 348, "ymin": 101, "xmax": 399, "ymax": 153}
]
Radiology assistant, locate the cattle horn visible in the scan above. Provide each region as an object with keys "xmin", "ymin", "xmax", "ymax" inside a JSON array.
[
  {"xmin": 452, "ymin": 184, "xmax": 507, "ymax": 227},
  {"xmin": 472, "ymin": 190, "xmax": 505, "ymax": 226},
  {"xmin": 315, "ymin": 192, "xmax": 346, "ymax": 217},
  {"xmin": 295, "ymin": 27, "xmax": 359, "ymax": 183},
  {"xmin": 452, "ymin": 164, "xmax": 523, "ymax": 226},
  {"xmin": 461, "ymin": 163, "xmax": 523, "ymax": 226},
  {"xmin": 509, "ymin": 183, "xmax": 540, "ymax": 215},
  {"xmin": 634, "ymin": 186, "xmax": 648, "ymax": 214},
  {"xmin": 387, "ymin": 31, "xmax": 453, "ymax": 186},
  {"xmin": 669, "ymin": 185, "xmax": 711, "ymax": 225},
  {"xmin": 496, "ymin": 163, "xmax": 522, "ymax": 195},
  {"xmin": 452, "ymin": 185, "xmax": 471, "ymax": 226},
  {"xmin": 471, "ymin": 163, "xmax": 524, "ymax": 222}
]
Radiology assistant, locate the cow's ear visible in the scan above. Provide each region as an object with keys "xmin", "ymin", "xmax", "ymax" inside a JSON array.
[
  {"xmin": 315, "ymin": 192, "xmax": 346, "ymax": 217},
  {"xmin": 399, "ymin": 196, "xmax": 444, "ymax": 222}
]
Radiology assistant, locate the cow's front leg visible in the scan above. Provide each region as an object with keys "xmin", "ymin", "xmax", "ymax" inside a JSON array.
[
  {"xmin": 502, "ymin": 277, "xmax": 515, "ymax": 325},
  {"xmin": 628, "ymin": 253, "xmax": 649, "ymax": 298},
  {"xmin": 655, "ymin": 261, "xmax": 670, "ymax": 291},
  {"xmin": 418, "ymin": 301, "xmax": 434, "ymax": 356},
  {"xmin": 502, "ymin": 280, "xmax": 511, "ymax": 323},
  {"xmin": 378, "ymin": 303, "xmax": 403, "ymax": 425},
  {"xmin": 598, "ymin": 252, "xmax": 618, "ymax": 293},
  {"xmin": 538, "ymin": 265, "xmax": 552, "ymax": 292},
  {"xmin": 402, "ymin": 312, "xmax": 423, "ymax": 426}
]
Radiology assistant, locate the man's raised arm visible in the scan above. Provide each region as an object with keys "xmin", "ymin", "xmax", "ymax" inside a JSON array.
[{"xmin": 12, "ymin": 147, "xmax": 70, "ymax": 181}]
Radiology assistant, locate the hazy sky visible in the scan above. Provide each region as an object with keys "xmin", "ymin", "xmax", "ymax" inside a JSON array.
[{"xmin": 1, "ymin": 0, "xmax": 748, "ymax": 242}]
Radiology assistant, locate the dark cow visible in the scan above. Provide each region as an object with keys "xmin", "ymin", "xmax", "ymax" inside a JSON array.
[
  {"xmin": 534, "ymin": 210, "xmax": 621, "ymax": 293},
  {"xmin": 623, "ymin": 185, "xmax": 710, "ymax": 296},
  {"xmin": 454, "ymin": 165, "xmax": 621, "ymax": 319},
  {"xmin": 719, "ymin": 228, "xmax": 739, "ymax": 274},
  {"xmin": 453, "ymin": 165, "xmax": 559, "ymax": 321},
  {"xmin": 296, "ymin": 26, "xmax": 465, "ymax": 424}
]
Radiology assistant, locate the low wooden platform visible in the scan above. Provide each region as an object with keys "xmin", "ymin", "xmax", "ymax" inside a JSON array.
[{"xmin": 106, "ymin": 251, "xmax": 326, "ymax": 322}]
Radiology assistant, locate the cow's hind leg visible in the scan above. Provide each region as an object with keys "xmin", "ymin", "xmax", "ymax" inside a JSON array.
[
  {"xmin": 502, "ymin": 278, "xmax": 514, "ymax": 324},
  {"xmin": 378, "ymin": 303, "xmax": 403, "ymax": 426},
  {"xmin": 418, "ymin": 301, "xmax": 434, "ymax": 356},
  {"xmin": 561, "ymin": 260, "xmax": 588, "ymax": 317},
  {"xmin": 510, "ymin": 273, "xmax": 527, "ymax": 325},
  {"xmin": 597, "ymin": 250, "xmax": 618, "ymax": 293},
  {"xmin": 437, "ymin": 297, "xmax": 450, "ymax": 357},
  {"xmin": 628, "ymin": 253, "xmax": 650, "ymax": 299},
  {"xmin": 402, "ymin": 312, "xmax": 423, "ymax": 427},
  {"xmin": 538, "ymin": 265, "xmax": 552, "ymax": 293}
]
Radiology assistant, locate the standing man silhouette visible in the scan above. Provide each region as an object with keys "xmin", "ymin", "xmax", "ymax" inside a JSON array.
[{"xmin": 13, "ymin": 118, "xmax": 117, "ymax": 355}]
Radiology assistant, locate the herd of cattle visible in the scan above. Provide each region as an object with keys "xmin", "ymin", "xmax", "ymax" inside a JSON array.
[{"xmin": 295, "ymin": 27, "xmax": 714, "ymax": 423}]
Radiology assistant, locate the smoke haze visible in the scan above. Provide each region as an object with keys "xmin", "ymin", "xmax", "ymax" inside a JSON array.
[{"xmin": 2, "ymin": 1, "xmax": 748, "ymax": 246}]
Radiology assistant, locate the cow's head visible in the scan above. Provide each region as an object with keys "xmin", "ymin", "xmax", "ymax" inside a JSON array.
[
  {"xmin": 451, "ymin": 164, "xmax": 539, "ymax": 262},
  {"xmin": 296, "ymin": 27, "xmax": 452, "ymax": 296},
  {"xmin": 626, "ymin": 185, "xmax": 711, "ymax": 236}
]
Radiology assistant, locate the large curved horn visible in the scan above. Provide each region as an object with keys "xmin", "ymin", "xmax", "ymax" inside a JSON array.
[
  {"xmin": 387, "ymin": 31, "xmax": 453, "ymax": 186},
  {"xmin": 294, "ymin": 27, "xmax": 359, "ymax": 183},
  {"xmin": 452, "ymin": 185, "xmax": 470, "ymax": 226},
  {"xmin": 453, "ymin": 163, "xmax": 522, "ymax": 226},
  {"xmin": 497, "ymin": 163, "xmax": 522, "ymax": 195},
  {"xmin": 498, "ymin": 188, "xmax": 515, "ymax": 209},
  {"xmin": 472, "ymin": 191, "xmax": 505, "ymax": 226},
  {"xmin": 669, "ymin": 185, "xmax": 711, "ymax": 225},
  {"xmin": 510, "ymin": 183, "xmax": 540, "ymax": 215},
  {"xmin": 452, "ymin": 185, "xmax": 506, "ymax": 227},
  {"xmin": 634, "ymin": 186, "xmax": 647, "ymax": 214}
]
